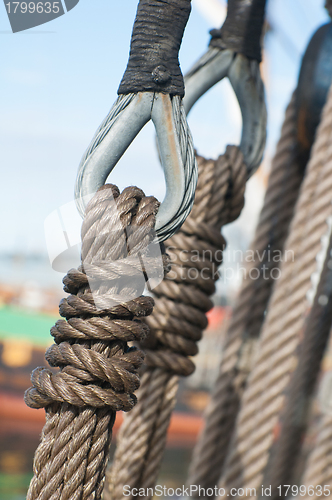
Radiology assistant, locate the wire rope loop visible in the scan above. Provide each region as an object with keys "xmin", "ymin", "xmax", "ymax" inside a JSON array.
[
  {"xmin": 75, "ymin": 92, "xmax": 197, "ymax": 242},
  {"xmin": 183, "ymin": 48, "xmax": 267, "ymax": 177}
]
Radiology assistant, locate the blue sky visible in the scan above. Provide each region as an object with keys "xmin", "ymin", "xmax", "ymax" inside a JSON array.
[{"xmin": 0, "ymin": 0, "xmax": 329, "ymax": 255}]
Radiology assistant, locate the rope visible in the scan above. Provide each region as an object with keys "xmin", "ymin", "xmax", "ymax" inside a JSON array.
[
  {"xmin": 187, "ymin": 92, "xmax": 305, "ymax": 495},
  {"xmin": 25, "ymin": 184, "xmax": 166, "ymax": 500},
  {"xmin": 75, "ymin": 94, "xmax": 197, "ymax": 243},
  {"xmin": 301, "ymin": 413, "xmax": 332, "ymax": 500},
  {"xmin": 103, "ymin": 146, "xmax": 247, "ymax": 500},
  {"xmin": 217, "ymin": 83, "xmax": 332, "ymax": 498},
  {"xmin": 263, "ymin": 227, "xmax": 332, "ymax": 498}
]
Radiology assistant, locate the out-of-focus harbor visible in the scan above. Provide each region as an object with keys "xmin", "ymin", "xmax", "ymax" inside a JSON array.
[{"xmin": 0, "ymin": 253, "xmax": 59, "ymax": 499}]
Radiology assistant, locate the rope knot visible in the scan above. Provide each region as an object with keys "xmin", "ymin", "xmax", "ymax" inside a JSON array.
[{"xmin": 25, "ymin": 184, "xmax": 167, "ymax": 411}]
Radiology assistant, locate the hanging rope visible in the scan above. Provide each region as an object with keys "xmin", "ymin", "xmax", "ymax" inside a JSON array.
[
  {"xmin": 187, "ymin": 92, "xmax": 307, "ymax": 495},
  {"xmin": 103, "ymin": 146, "xmax": 247, "ymax": 500},
  {"xmin": 25, "ymin": 185, "xmax": 166, "ymax": 500},
  {"xmin": 262, "ymin": 226, "xmax": 332, "ymax": 498},
  {"xmin": 217, "ymin": 83, "xmax": 332, "ymax": 498}
]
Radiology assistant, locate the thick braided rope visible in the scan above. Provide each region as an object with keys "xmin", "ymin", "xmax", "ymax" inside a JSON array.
[
  {"xmin": 104, "ymin": 146, "xmax": 247, "ymax": 500},
  {"xmin": 217, "ymin": 84, "xmax": 332, "ymax": 498},
  {"xmin": 187, "ymin": 92, "xmax": 305, "ymax": 494},
  {"xmin": 301, "ymin": 413, "xmax": 332, "ymax": 500},
  {"xmin": 25, "ymin": 185, "xmax": 164, "ymax": 500}
]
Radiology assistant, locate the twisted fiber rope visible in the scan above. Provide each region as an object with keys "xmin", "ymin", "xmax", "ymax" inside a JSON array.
[
  {"xmin": 104, "ymin": 145, "xmax": 247, "ymax": 500},
  {"xmin": 262, "ymin": 228, "xmax": 332, "ymax": 498},
  {"xmin": 326, "ymin": 0, "xmax": 332, "ymax": 18},
  {"xmin": 187, "ymin": 92, "xmax": 306, "ymax": 495},
  {"xmin": 25, "ymin": 184, "xmax": 165, "ymax": 500},
  {"xmin": 217, "ymin": 84, "xmax": 332, "ymax": 498},
  {"xmin": 301, "ymin": 413, "xmax": 332, "ymax": 500}
]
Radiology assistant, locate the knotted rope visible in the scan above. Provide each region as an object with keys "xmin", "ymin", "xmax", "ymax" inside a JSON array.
[
  {"xmin": 104, "ymin": 146, "xmax": 247, "ymax": 500},
  {"xmin": 217, "ymin": 83, "xmax": 332, "ymax": 498},
  {"xmin": 25, "ymin": 185, "xmax": 166, "ymax": 500},
  {"xmin": 187, "ymin": 92, "xmax": 306, "ymax": 495}
]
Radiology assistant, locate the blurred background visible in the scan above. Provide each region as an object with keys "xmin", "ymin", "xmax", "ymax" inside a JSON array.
[{"xmin": 0, "ymin": 1, "xmax": 331, "ymax": 498}]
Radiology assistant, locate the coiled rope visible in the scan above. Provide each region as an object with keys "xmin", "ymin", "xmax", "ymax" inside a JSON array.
[
  {"xmin": 25, "ymin": 185, "xmax": 166, "ymax": 500},
  {"xmin": 103, "ymin": 146, "xmax": 247, "ymax": 500},
  {"xmin": 217, "ymin": 83, "xmax": 332, "ymax": 498},
  {"xmin": 187, "ymin": 92, "xmax": 306, "ymax": 496}
]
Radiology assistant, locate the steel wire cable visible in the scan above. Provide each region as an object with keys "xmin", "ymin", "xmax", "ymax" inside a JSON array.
[{"xmin": 75, "ymin": 94, "xmax": 197, "ymax": 243}]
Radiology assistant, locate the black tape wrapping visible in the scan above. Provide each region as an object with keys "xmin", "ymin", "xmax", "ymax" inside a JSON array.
[
  {"xmin": 209, "ymin": 0, "xmax": 266, "ymax": 62},
  {"xmin": 118, "ymin": 0, "xmax": 191, "ymax": 97}
]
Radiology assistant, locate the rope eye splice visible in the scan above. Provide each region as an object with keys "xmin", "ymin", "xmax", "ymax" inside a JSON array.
[
  {"xmin": 75, "ymin": 0, "xmax": 197, "ymax": 244},
  {"xmin": 183, "ymin": 0, "xmax": 267, "ymax": 177}
]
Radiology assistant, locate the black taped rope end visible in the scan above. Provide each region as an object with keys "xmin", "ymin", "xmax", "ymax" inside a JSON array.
[{"xmin": 209, "ymin": 0, "xmax": 267, "ymax": 62}]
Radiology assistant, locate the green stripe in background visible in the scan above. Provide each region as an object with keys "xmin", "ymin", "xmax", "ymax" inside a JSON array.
[
  {"xmin": 0, "ymin": 473, "xmax": 33, "ymax": 500},
  {"xmin": 0, "ymin": 306, "xmax": 59, "ymax": 347}
]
